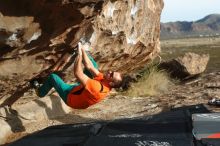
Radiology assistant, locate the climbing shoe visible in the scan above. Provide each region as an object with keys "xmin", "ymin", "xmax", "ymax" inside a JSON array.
[
  {"xmin": 30, "ymin": 79, "xmax": 41, "ymax": 89},
  {"xmin": 29, "ymin": 79, "xmax": 41, "ymax": 97},
  {"xmin": 208, "ymin": 98, "xmax": 220, "ymax": 106}
]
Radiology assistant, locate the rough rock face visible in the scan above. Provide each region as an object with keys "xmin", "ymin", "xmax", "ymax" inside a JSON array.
[
  {"xmin": 0, "ymin": 0, "xmax": 163, "ymax": 106},
  {"xmin": 176, "ymin": 52, "xmax": 209, "ymax": 75},
  {"xmin": 91, "ymin": 0, "xmax": 163, "ymax": 72},
  {"xmin": 0, "ymin": 0, "xmax": 163, "ymax": 77},
  {"xmin": 0, "ymin": 15, "xmax": 41, "ymax": 48},
  {"xmin": 159, "ymin": 52, "xmax": 210, "ymax": 79}
]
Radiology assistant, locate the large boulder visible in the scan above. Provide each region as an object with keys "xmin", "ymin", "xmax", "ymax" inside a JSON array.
[
  {"xmin": 0, "ymin": 0, "xmax": 163, "ymax": 75},
  {"xmin": 0, "ymin": 0, "xmax": 164, "ymax": 104},
  {"xmin": 176, "ymin": 52, "xmax": 209, "ymax": 75},
  {"xmin": 159, "ymin": 52, "xmax": 210, "ymax": 80}
]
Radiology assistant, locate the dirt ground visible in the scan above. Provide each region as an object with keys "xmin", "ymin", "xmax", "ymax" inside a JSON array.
[{"xmin": 3, "ymin": 70, "xmax": 220, "ymax": 145}]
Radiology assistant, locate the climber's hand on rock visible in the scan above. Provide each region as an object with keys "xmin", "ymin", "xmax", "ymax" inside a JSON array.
[{"xmin": 77, "ymin": 42, "xmax": 82, "ymax": 56}]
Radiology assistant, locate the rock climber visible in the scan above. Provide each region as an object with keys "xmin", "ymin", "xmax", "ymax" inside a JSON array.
[{"xmin": 30, "ymin": 41, "xmax": 123, "ymax": 109}]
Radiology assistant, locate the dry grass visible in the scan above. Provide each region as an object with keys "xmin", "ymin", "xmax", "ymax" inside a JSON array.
[{"xmin": 123, "ymin": 66, "xmax": 173, "ymax": 97}]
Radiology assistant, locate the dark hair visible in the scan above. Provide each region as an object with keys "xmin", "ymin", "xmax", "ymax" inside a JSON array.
[
  {"xmin": 111, "ymin": 76, "xmax": 123, "ymax": 89},
  {"xmin": 120, "ymin": 75, "xmax": 137, "ymax": 91}
]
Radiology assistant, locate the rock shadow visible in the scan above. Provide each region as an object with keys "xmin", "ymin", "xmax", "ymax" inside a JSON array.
[
  {"xmin": 1, "ymin": 106, "xmax": 25, "ymax": 133},
  {"xmin": 34, "ymin": 94, "xmax": 95, "ymax": 124}
]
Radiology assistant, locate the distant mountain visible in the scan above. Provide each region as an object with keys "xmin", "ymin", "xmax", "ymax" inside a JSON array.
[{"xmin": 160, "ymin": 14, "xmax": 220, "ymax": 39}]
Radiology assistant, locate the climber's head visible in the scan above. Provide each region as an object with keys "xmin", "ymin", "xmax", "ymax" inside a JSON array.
[{"xmin": 104, "ymin": 70, "xmax": 123, "ymax": 88}]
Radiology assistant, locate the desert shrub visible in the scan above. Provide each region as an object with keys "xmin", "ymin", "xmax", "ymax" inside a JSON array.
[{"xmin": 123, "ymin": 65, "xmax": 173, "ymax": 97}]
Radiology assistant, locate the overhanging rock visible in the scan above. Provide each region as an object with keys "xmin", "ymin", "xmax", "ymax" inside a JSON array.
[
  {"xmin": 90, "ymin": 0, "xmax": 164, "ymax": 73},
  {"xmin": 0, "ymin": 0, "xmax": 164, "ymax": 108},
  {"xmin": 0, "ymin": 0, "xmax": 164, "ymax": 75}
]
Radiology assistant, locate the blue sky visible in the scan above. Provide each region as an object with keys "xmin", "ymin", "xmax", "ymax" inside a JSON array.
[{"xmin": 161, "ymin": 0, "xmax": 220, "ymax": 22}]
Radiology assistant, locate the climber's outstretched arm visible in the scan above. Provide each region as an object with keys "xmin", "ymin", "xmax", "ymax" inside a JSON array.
[
  {"xmin": 74, "ymin": 47, "xmax": 89, "ymax": 86},
  {"xmin": 79, "ymin": 43, "xmax": 100, "ymax": 77}
]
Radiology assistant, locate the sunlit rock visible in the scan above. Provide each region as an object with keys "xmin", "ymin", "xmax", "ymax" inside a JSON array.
[{"xmin": 0, "ymin": 0, "xmax": 163, "ymax": 76}]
